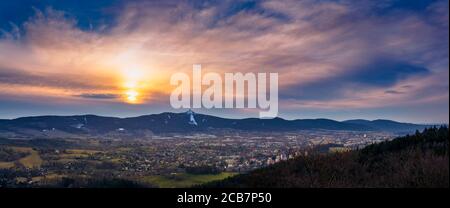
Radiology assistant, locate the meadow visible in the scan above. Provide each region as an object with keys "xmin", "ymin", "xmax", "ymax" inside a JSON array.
[{"xmin": 141, "ymin": 172, "xmax": 236, "ymax": 188}]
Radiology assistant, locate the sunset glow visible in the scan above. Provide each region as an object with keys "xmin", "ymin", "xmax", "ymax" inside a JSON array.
[
  {"xmin": 125, "ymin": 89, "xmax": 139, "ymax": 104},
  {"xmin": 0, "ymin": 0, "xmax": 448, "ymax": 192},
  {"xmin": 0, "ymin": 0, "xmax": 448, "ymax": 123}
]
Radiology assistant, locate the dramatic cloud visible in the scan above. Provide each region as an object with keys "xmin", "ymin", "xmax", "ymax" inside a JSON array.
[
  {"xmin": 74, "ymin": 93, "xmax": 120, "ymax": 99},
  {"xmin": 0, "ymin": 0, "xmax": 448, "ymax": 122}
]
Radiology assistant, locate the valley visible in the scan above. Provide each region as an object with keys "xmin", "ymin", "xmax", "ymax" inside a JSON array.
[{"xmin": 0, "ymin": 128, "xmax": 393, "ymax": 188}]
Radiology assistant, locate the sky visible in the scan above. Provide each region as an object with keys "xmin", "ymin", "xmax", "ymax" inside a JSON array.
[{"xmin": 0, "ymin": 0, "xmax": 448, "ymax": 123}]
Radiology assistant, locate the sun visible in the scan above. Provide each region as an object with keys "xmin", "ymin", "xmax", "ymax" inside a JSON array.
[
  {"xmin": 125, "ymin": 89, "xmax": 139, "ymax": 103},
  {"xmin": 121, "ymin": 69, "xmax": 144, "ymax": 104}
]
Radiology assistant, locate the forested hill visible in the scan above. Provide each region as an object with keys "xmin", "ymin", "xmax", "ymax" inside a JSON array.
[
  {"xmin": 207, "ymin": 127, "xmax": 449, "ymax": 188},
  {"xmin": 0, "ymin": 112, "xmax": 431, "ymax": 138}
]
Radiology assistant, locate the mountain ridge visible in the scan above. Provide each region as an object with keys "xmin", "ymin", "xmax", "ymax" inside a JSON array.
[{"xmin": 0, "ymin": 111, "xmax": 433, "ymax": 137}]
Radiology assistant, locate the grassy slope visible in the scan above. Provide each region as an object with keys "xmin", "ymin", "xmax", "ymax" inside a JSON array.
[
  {"xmin": 18, "ymin": 149, "xmax": 43, "ymax": 168},
  {"xmin": 0, "ymin": 147, "xmax": 43, "ymax": 169},
  {"xmin": 141, "ymin": 172, "xmax": 236, "ymax": 188}
]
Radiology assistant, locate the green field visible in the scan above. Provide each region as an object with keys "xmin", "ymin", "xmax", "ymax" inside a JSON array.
[
  {"xmin": 0, "ymin": 147, "xmax": 43, "ymax": 169},
  {"xmin": 141, "ymin": 172, "xmax": 237, "ymax": 188},
  {"xmin": 18, "ymin": 148, "xmax": 43, "ymax": 168},
  {"xmin": 0, "ymin": 161, "xmax": 15, "ymax": 169}
]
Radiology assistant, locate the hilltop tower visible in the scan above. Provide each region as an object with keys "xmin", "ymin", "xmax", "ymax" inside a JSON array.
[{"xmin": 186, "ymin": 109, "xmax": 198, "ymax": 126}]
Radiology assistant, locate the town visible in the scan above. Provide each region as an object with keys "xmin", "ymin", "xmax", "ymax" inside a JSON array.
[{"xmin": 0, "ymin": 129, "xmax": 393, "ymax": 187}]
